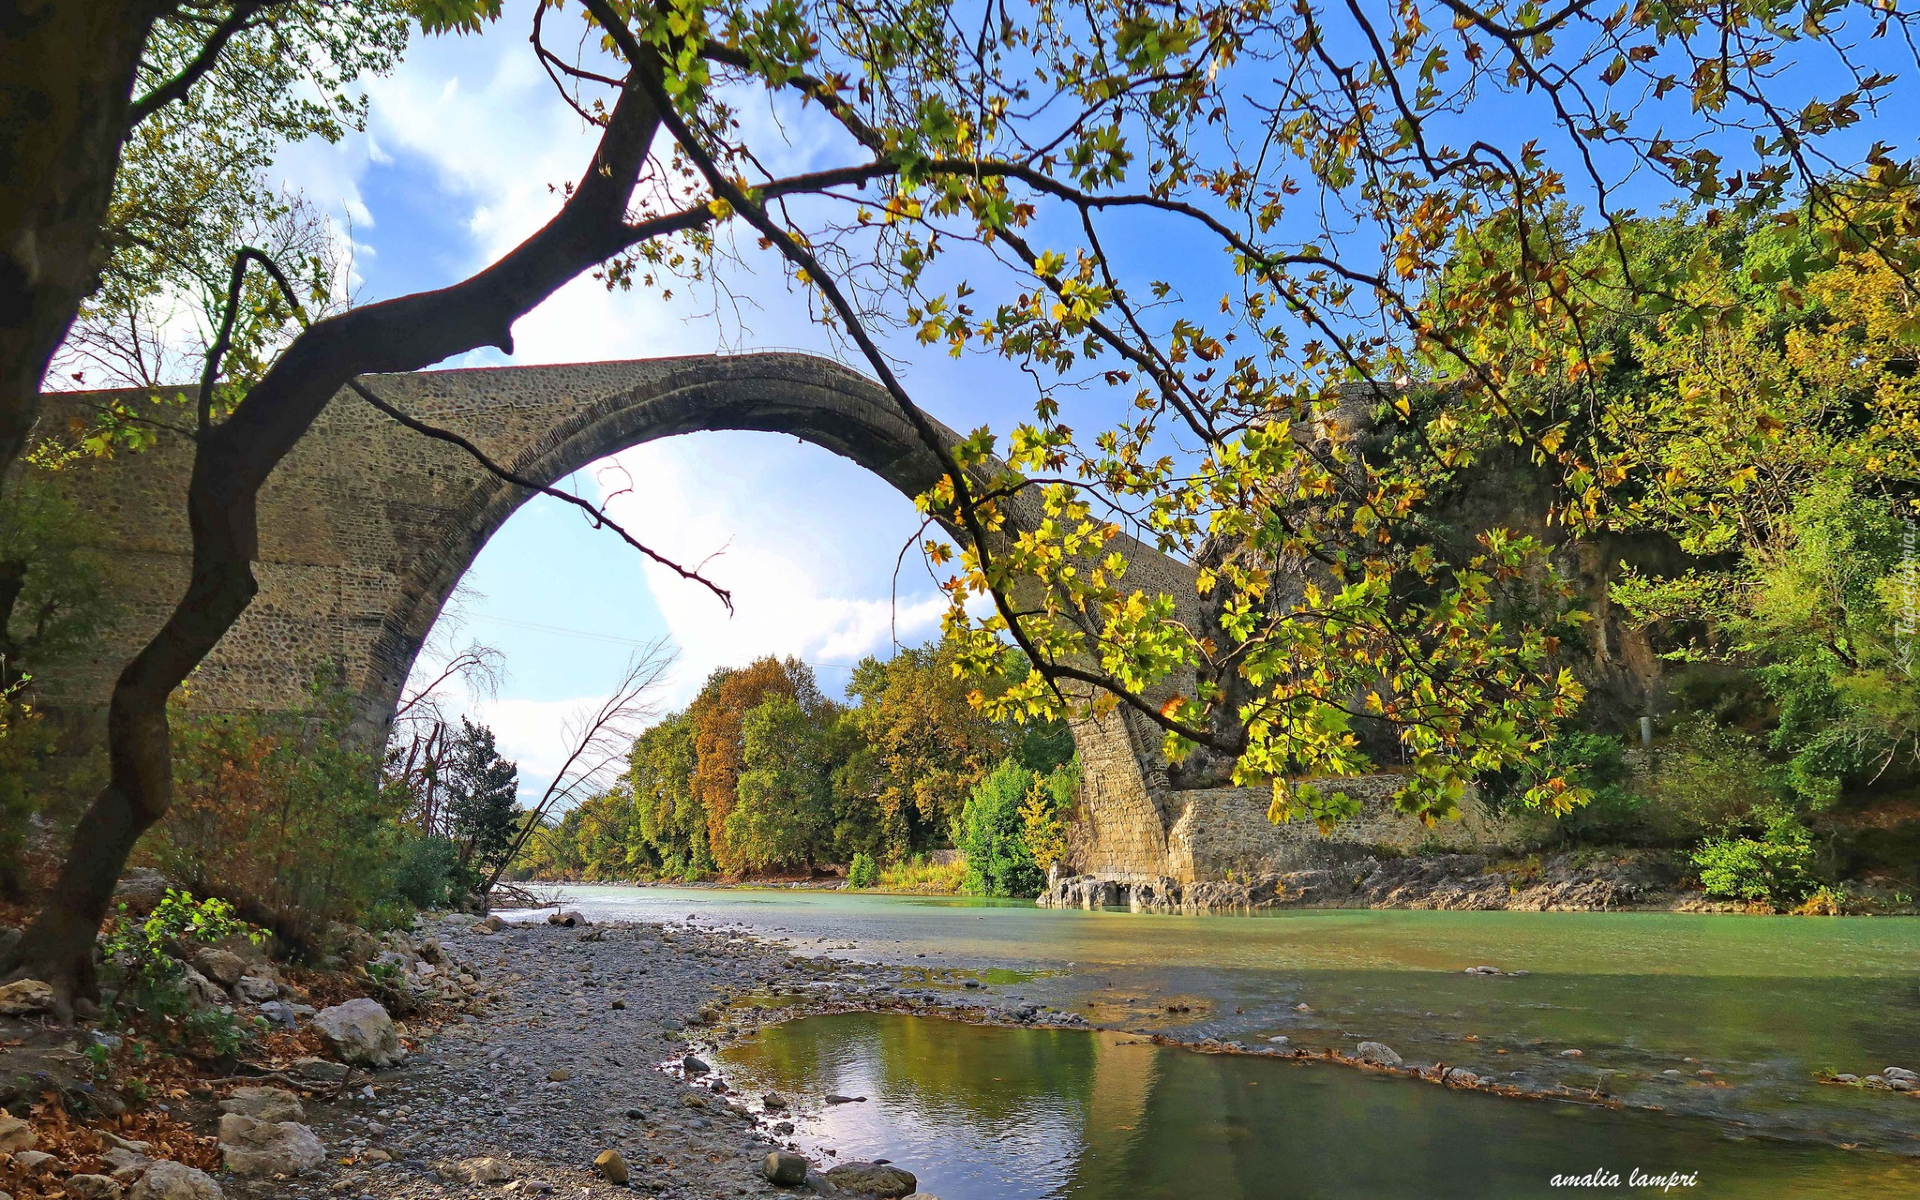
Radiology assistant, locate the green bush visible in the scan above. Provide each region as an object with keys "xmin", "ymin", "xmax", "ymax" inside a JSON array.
[
  {"xmin": 1692, "ymin": 805, "xmax": 1818, "ymax": 905},
  {"xmin": 159, "ymin": 673, "xmax": 416, "ymax": 950},
  {"xmin": 957, "ymin": 759, "xmax": 1047, "ymax": 897},
  {"xmin": 847, "ymin": 851, "xmax": 878, "ymax": 888},
  {"xmin": 101, "ymin": 889, "xmax": 264, "ymax": 1054},
  {"xmin": 387, "ymin": 836, "xmax": 467, "ymax": 910}
]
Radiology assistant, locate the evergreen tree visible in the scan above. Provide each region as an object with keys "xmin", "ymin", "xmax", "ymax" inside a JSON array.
[{"xmin": 444, "ymin": 718, "xmax": 519, "ymax": 876}]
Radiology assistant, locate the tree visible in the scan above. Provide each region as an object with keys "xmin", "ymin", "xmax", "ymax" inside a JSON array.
[
  {"xmin": 687, "ymin": 657, "xmax": 825, "ymax": 872},
  {"xmin": 628, "ymin": 711, "xmax": 709, "ymax": 875},
  {"xmin": 727, "ymin": 694, "xmax": 838, "ymax": 869},
  {"xmin": 3, "ymin": 1, "xmax": 421, "ymax": 472},
  {"xmin": 839, "ymin": 640, "xmax": 1015, "ymax": 855},
  {"xmin": 484, "ymin": 644, "xmax": 674, "ymax": 892},
  {"xmin": 442, "ymin": 717, "xmax": 519, "ymax": 877},
  {"xmin": 957, "ymin": 758, "xmax": 1050, "ymax": 898},
  {"xmin": 13, "ymin": 0, "xmax": 1920, "ymax": 1009}
]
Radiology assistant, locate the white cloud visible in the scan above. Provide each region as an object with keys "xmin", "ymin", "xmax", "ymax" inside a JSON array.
[{"xmin": 593, "ymin": 433, "xmax": 947, "ymax": 711}]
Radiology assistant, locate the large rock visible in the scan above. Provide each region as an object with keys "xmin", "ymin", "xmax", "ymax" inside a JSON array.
[
  {"xmin": 1355, "ymin": 1041, "xmax": 1403, "ymax": 1066},
  {"xmin": 129, "ymin": 1161, "xmax": 223, "ymax": 1200},
  {"xmin": 178, "ymin": 967, "xmax": 228, "ymax": 1011},
  {"xmin": 824, "ymin": 1162, "xmax": 919, "ymax": 1197},
  {"xmin": 547, "ymin": 910, "xmax": 589, "ymax": 927},
  {"xmin": 232, "ymin": 975, "xmax": 278, "ymax": 1004},
  {"xmin": 219, "ymin": 1086, "xmax": 305, "ymax": 1122},
  {"xmin": 762, "ymin": 1151, "xmax": 810, "ymax": 1186},
  {"xmin": 113, "ymin": 869, "xmax": 173, "ymax": 915},
  {"xmin": 0, "ymin": 979, "xmax": 54, "ymax": 1016},
  {"xmin": 217, "ymin": 1113, "xmax": 324, "ymax": 1176},
  {"xmin": 191, "ymin": 948, "xmax": 247, "ymax": 987},
  {"xmin": 314, "ymin": 998, "xmax": 403, "ymax": 1067}
]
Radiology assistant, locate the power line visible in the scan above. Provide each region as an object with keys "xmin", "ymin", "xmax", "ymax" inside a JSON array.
[{"xmin": 460, "ymin": 611, "xmax": 876, "ymax": 669}]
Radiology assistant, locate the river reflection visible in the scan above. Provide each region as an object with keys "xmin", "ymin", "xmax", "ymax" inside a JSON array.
[
  {"xmin": 508, "ymin": 888, "xmax": 1920, "ymax": 1152},
  {"xmin": 717, "ymin": 1012, "xmax": 1920, "ymax": 1200}
]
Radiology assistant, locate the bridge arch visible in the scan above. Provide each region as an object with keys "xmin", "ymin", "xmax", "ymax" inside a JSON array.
[{"xmin": 35, "ymin": 353, "xmax": 1463, "ymax": 885}]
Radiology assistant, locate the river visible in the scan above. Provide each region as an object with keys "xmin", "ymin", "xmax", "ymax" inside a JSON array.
[{"xmin": 510, "ymin": 885, "xmax": 1920, "ymax": 1198}]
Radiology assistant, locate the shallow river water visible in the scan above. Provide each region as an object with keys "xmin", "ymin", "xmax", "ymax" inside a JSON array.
[{"xmin": 520, "ymin": 885, "xmax": 1920, "ymax": 1197}]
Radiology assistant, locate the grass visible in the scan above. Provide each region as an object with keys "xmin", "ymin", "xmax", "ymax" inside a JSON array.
[{"xmin": 872, "ymin": 854, "xmax": 968, "ymax": 895}]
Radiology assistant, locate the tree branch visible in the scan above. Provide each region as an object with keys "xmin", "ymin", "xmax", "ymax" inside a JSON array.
[
  {"xmin": 128, "ymin": 1, "xmax": 281, "ymax": 128},
  {"xmin": 345, "ymin": 377, "xmax": 732, "ymax": 611}
]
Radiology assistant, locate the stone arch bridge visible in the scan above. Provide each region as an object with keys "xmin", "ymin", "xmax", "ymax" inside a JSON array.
[{"xmin": 34, "ymin": 354, "xmax": 1476, "ymax": 885}]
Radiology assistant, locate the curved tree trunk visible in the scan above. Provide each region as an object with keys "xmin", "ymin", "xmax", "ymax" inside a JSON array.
[
  {"xmin": 0, "ymin": 0, "xmax": 164, "ymax": 478},
  {"xmin": 0, "ymin": 65, "xmax": 669, "ymax": 1013}
]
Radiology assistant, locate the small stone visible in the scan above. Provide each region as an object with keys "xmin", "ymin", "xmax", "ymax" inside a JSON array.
[
  {"xmin": 1354, "ymin": 1041, "xmax": 1403, "ymax": 1066},
  {"xmin": 291, "ymin": 1056, "xmax": 351, "ymax": 1082},
  {"xmin": 593, "ymin": 1149, "xmax": 628, "ymax": 1184},
  {"xmin": 610, "ymin": 999, "xmax": 625, "ymax": 1010},
  {"xmin": 232, "ymin": 975, "xmax": 278, "ymax": 1004},
  {"xmin": 1834, "ymin": 1073, "xmax": 1860, "ymax": 1083},
  {"xmin": 0, "ymin": 1115, "xmax": 34, "ymax": 1151},
  {"xmin": 681, "ymin": 1055, "xmax": 710, "ymax": 1075},
  {"xmin": 825, "ymin": 1094, "xmax": 867, "ymax": 1104},
  {"xmin": 1267, "ymin": 1036, "xmax": 1290, "ymax": 1046},
  {"xmin": 1465, "ymin": 966, "xmax": 1501, "ymax": 976},
  {"xmin": 129, "ymin": 1161, "xmax": 224, "ymax": 1200},
  {"xmin": 1559, "ymin": 1049, "xmax": 1584, "ymax": 1058},
  {"xmin": 0, "ymin": 979, "xmax": 54, "ymax": 1016},
  {"xmin": 220, "ymin": 1086, "xmax": 305, "ymax": 1122},
  {"xmin": 1441, "ymin": 1067, "xmax": 1481, "ymax": 1086},
  {"xmin": 1884, "ymin": 1066, "xmax": 1919, "ymax": 1083},
  {"xmin": 102, "ymin": 1146, "xmax": 150, "ymax": 1180},
  {"xmin": 546, "ymin": 911, "xmax": 589, "ymax": 927},
  {"xmin": 761, "ymin": 1092, "xmax": 788, "ymax": 1109},
  {"xmin": 67, "ymin": 1175, "xmax": 123, "ymax": 1200},
  {"xmin": 1294, "ymin": 1002, "xmax": 1312, "ymax": 1012},
  {"xmin": 451, "ymin": 1157, "xmax": 513, "ymax": 1185},
  {"xmin": 546, "ymin": 1068, "xmax": 571, "ymax": 1082},
  {"xmin": 15, "ymin": 1150, "xmax": 54, "ymax": 1171},
  {"xmin": 762, "ymin": 1150, "xmax": 810, "ymax": 1186},
  {"xmin": 361, "ymin": 1149, "xmax": 391, "ymax": 1164},
  {"xmin": 217, "ymin": 1114, "xmax": 325, "ymax": 1176},
  {"xmin": 824, "ymin": 1162, "xmax": 918, "ymax": 1198}
]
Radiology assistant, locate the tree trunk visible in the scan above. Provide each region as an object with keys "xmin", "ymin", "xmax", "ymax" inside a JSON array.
[
  {"xmin": 0, "ymin": 65, "xmax": 668, "ymax": 1011},
  {"xmin": 0, "ymin": 0, "xmax": 165, "ymax": 478}
]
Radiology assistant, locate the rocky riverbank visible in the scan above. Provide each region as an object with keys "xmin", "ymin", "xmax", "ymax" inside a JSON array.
[
  {"xmin": 0, "ymin": 905, "xmax": 1095, "ymax": 1200},
  {"xmin": 1042, "ymin": 849, "xmax": 1705, "ymax": 913}
]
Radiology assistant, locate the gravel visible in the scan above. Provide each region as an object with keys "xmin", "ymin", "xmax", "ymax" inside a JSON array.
[{"xmin": 215, "ymin": 913, "xmax": 1059, "ymax": 1200}]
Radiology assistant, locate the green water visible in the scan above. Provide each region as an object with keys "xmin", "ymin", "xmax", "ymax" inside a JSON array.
[
  {"xmin": 718, "ymin": 1012, "xmax": 1920, "ymax": 1200},
  {"xmin": 516, "ymin": 886, "xmax": 1920, "ymax": 1188}
]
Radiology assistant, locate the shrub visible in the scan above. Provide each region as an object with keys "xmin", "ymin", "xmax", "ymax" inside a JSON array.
[
  {"xmin": 876, "ymin": 854, "xmax": 968, "ymax": 894},
  {"xmin": 1642, "ymin": 717, "xmax": 1786, "ymax": 842},
  {"xmin": 1020, "ymin": 758, "xmax": 1078, "ymax": 874},
  {"xmin": 101, "ymin": 890, "xmax": 264, "ymax": 1056},
  {"xmin": 156, "ymin": 674, "xmax": 412, "ymax": 951},
  {"xmin": 958, "ymin": 759, "xmax": 1047, "ymax": 897},
  {"xmin": 387, "ymin": 836, "xmax": 467, "ymax": 911},
  {"xmin": 847, "ymin": 851, "xmax": 878, "ymax": 888},
  {"xmin": 1692, "ymin": 805, "xmax": 1818, "ymax": 906}
]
